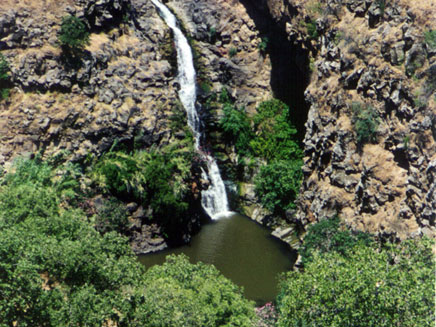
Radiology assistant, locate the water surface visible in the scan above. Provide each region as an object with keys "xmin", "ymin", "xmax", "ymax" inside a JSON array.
[{"xmin": 138, "ymin": 213, "xmax": 297, "ymax": 304}]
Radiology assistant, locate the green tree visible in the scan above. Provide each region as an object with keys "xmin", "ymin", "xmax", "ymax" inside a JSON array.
[
  {"xmin": 254, "ymin": 160, "xmax": 303, "ymax": 214},
  {"xmin": 132, "ymin": 255, "xmax": 256, "ymax": 327},
  {"xmin": 299, "ymin": 216, "xmax": 373, "ymax": 265},
  {"xmin": 219, "ymin": 103, "xmax": 253, "ymax": 156},
  {"xmin": 58, "ymin": 15, "xmax": 90, "ymax": 53},
  {"xmin": 0, "ymin": 157, "xmax": 261, "ymax": 326},
  {"xmin": 89, "ymin": 139, "xmax": 196, "ymax": 240},
  {"xmin": 251, "ymin": 99, "xmax": 302, "ymax": 162},
  {"xmin": 277, "ymin": 238, "xmax": 435, "ymax": 327}
]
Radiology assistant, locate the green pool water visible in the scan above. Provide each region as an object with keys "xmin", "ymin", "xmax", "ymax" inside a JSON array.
[{"xmin": 138, "ymin": 212, "xmax": 297, "ymax": 304}]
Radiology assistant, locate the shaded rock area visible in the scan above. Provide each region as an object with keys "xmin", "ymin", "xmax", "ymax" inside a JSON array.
[
  {"xmin": 257, "ymin": 0, "xmax": 435, "ymax": 240},
  {"xmin": 165, "ymin": 0, "xmax": 273, "ymax": 112}
]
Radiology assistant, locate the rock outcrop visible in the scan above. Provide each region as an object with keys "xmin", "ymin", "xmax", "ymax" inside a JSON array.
[
  {"xmin": 247, "ymin": 0, "xmax": 436, "ymax": 239},
  {"xmin": 0, "ymin": 0, "xmax": 181, "ymax": 167},
  {"xmin": 0, "ymin": 0, "xmax": 287, "ymax": 250},
  {"xmin": 165, "ymin": 0, "xmax": 273, "ymax": 111}
]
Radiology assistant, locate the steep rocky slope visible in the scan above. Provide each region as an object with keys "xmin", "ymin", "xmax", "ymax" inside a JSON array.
[
  {"xmin": 246, "ymin": 0, "xmax": 435, "ymax": 239},
  {"xmin": 1, "ymin": 0, "xmax": 434, "ymax": 243},
  {"xmin": 0, "ymin": 0, "xmax": 179, "ymax": 166},
  {"xmin": 0, "ymin": 0, "xmax": 280, "ymax": 249}
]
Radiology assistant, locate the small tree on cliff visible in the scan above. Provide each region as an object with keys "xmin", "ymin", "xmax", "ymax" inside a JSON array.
[{"xmin": 58, "ymin": 15, "xmax": 90, "ymax": 55}]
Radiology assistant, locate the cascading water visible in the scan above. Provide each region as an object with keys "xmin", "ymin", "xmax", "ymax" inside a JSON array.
[{"xmin": 151, "ymin": 0, "xmax": 231, "ymax": 219}]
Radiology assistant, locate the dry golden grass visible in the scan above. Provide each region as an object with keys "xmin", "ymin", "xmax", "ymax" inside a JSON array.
[
  {"xmin": 0, "ymin": 0, "xmax": 74, "ymax": 15},
  {"xmin": 86, "ymin": 33, "xmax": 111, "ymax": 52},
  {"xmin": 397, "ymin": 0, "xmax": 436, "ymax": 29}
]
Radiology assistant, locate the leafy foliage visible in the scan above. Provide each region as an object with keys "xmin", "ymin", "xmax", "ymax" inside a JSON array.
[
  {"xmin": 89, "ymin": 139, "xmax": 196, "ymax": 239},
  {"xmin": 352, "ymin": 102, "xmax": 379, "ymax": 146},
  {"xmin": 132, "ymin": 255, "xmax": 256, "ymax": 327},
  {"xmin": 254, "ymin": 160, "xmax": 302, "ymax": 214},
  {"xmin": 0, "ymin": 53, "xmax": 9, "ymax": 81},
  {"xmin": 305, "ymin": 20, "xmax": 318, "ymax": 40},
  {"xmin": 258, "ymin": 37, "xmax": 269, "ymax": 53},
  {"xmin": 299, "ymin": 216, "xmax": 373, "ymax": 264},
  {"xmin": 220, "ymin": 103, "xmax": 253, "ymax": 156},
  {"xmin": 250, "ymin": 99, "xmax": 302, "ymax": 162},
  {"xmin": 95, "ymin": 198, "xmax": 129, "ymax": 234},
  {"xmin": 0, "ymin": 158, "xmax": 142, "ymax": 326},
  {"xmin": 424, "ymin": 29, "xmax": 436, "ymax": 49},
  {"xmin": 218, "ymin": 97, "xmax": 303, "ymax": 214},
  {"xmin": 0, "ymin": 158, "xmax": 257, "ymax": 326},
  {"xmin": 229, "ymin": 47, "xmax": 238, "ymax": 58},
  {"xmin": 58, "ymin": 15, "xmax": 90, "ymax": 53},
  {"xmin": 277, "ymin": 238, "xmax": 435, "ymax": 327},
  {"xmin": 0, "ymin": 53, "xmax": 10, "ymax": 100}
]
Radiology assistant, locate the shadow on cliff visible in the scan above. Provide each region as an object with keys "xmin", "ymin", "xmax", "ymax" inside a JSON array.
[{"xmin": 239, "ymin": 0, "xmax": 310, "ymax": 140}]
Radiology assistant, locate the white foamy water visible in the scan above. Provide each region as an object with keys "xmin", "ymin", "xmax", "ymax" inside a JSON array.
[{"xmin": 151, "ymin": 0, "xmax": 231, "ymax": 219}]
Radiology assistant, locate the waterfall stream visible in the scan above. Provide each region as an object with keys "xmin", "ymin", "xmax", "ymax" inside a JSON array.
[{"xmin": 151, "ymin": 0, "xmax": 231, "ymax": 219}]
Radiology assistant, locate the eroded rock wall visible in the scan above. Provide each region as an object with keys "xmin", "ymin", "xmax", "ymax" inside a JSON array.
[
  {"xmin": 165, "ymin": 0, "xmax": 273, "ymax": 110},
  {"xmin": 0, "ymin": 0, "xmax": 181, "ymax": 166},
  {"xmin": 253, "ymin": 0, "xmax": 436, "ymax": 239}
]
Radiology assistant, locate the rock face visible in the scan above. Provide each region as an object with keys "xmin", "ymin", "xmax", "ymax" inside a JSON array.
[
  {"xmin": 0, "ymin": 0, "xmax": 283, "ymax": 249},
  {"xmin": 1, "ymin": 0, "xmax": 434, "ymax": 243},
  {"xmin": 248, "ymin": 0, "xmax": 436, "ymax": 239},
  {"xmin": 165, "ymin": 0, "xmax": 273, "ymax": 111},
  {"xmin": 0, "ymin": 0, "xmax": 181, "ymax": 166}
]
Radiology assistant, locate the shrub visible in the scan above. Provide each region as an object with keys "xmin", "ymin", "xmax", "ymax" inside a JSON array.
[
  {"xmin": 299, "ymin": 216, "xmax": 373, "ymax": 265},
  {"xmin": 352, "ymin": 102, "xmax": 379, "ymax": 146},
  {"xmin": 229, "ymin": 47, "xmax": 238, "ymax": 58},
  {"xmin": 258, "ymin": 37, "xmax": 269, "ymax": 53},
  {"xmin": 251, "ymin": 99, "xmax": 302, "ymax": 162},
  {"xmin": 0, "ymin": 53, "xmax": 9, "ymax": 81},
  {"xmin": 254, "ymin": 160, "xmax": 303, "ymax": 214},
  {"xmin": 0, "ymin": 53, "xmax": 10, "ymax": 100},
  {"xmin": 132, "ymin": 255, "xmax": 256, "ymax": 327},
  {"xmin": 58, "ymin": 15, "xmax": 90, "ymax": 53},
  {"xmin": 95, "ymin": 198, "xmax": 129, "ymax": 234},
  {"xmin": 277, "ymin": 238, "xmax": 435, "ymax": 327},
  {"xmin": 219, "ymin": 103, "xmax": 253, "ymax": 156},
  {"xmin": 424, "ymin": 29, "xmax": 436, "ymax": 49},
  {"xmin": 89, "ymin": 140, "xmax": 196, "ymax": 240},
  {"xmin": 0, "ymin": 157, "xmax": 257, "ymax": 326},
  {"xmin": 305, "ymin": 20, "xmax": 318, "ymax": 40}
]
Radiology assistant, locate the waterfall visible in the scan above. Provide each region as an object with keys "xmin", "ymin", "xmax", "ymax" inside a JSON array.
[{"xmin": 151, "ymin": 0, "xmax": 231, "ymax": 219}]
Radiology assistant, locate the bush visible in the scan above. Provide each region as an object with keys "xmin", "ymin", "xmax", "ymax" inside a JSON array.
[
  {"xmin": 219, "ymin": 103, "xmax": 253, "ymax": 156},
  {"xmin": 251, "ymin": 99, "xmax": 302, "ymax": 162},
  {"xmin": 95, "ymin": 198, "xmax": 129, "ymax": 234},
  {"xmin": 0, "ymin": 53, "xmax": 10, "ymax": 100},
  {"xmin": 306, "ymin": 20, "xmax": 318, "ymax": 40},
  {"xmin": 89, "ymin": 140, "xmax": 196, "ymax": 239},
  {"xmin": 0, "ymin": 53, "xmax": 9, "ymax": 81},
  {"xmin": 299, "ymin": 216, "xmax": 373, "ymax": 265},
  {"xmin": 277, "ymin": 238, "xmax": 435, "ymax": 327},
  {"xmin": 352, "ymin": 102, "xmax": 379, "ymax": 146},
  {"xmin": 0, "ymin": 157, "xmax": 257, "ymax": 326},
  {"xmin": 424, "ymin": 29, "xmax": 436, "ymax": 49},
  {"xmin": 254, "ymin": 160, "xmax": 303, "ymax": 214},
  {"xmin": 258, "ymin": 37, "xmax": 269, "ymax": 53},
  {"xmin": 132, "ymin": 255, "xmax": 256, "ymax": 327},
  {"xmin": 229, "ymin": 47, "xmax": 238, "ymax": 58},
  {"xmin": 58, "ymin": 15, "xmax": 89, "ymax": 53}
]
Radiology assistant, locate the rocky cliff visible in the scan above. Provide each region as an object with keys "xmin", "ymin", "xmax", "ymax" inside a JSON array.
[
  {"xmin": 245, "ymin": 0, "xmax": 435, "ymax": 239},
  {"xmin": 1, "ymin": 0, "xmax": 434, "ymax": 243},
  {"xmin": 0, "ymin": 0, "xmax": 281, "ymax": 249}
]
